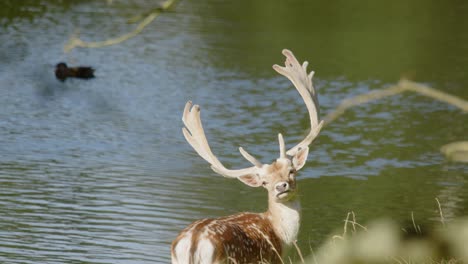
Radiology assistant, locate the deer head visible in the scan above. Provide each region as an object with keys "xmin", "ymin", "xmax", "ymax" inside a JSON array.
[{"xmin": 182, "ymin": 49, "xmax": 323, "ymax": 203}]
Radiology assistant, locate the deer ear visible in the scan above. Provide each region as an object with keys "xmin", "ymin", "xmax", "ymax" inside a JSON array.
[
  {"xmin": 238, "ymin": 174, "xmax": 262, "ymax": 187},
  {"xmin": 292, "ymin": 147, "xmax": 309, "ymax": 171}
]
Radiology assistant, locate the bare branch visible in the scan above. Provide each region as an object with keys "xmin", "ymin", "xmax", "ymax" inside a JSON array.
[{"xmin": 64, "ymin": 0, "xmax": 179, "ymax": 53}]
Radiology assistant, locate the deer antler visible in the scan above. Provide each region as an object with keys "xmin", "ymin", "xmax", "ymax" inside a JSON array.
[
  {"xmin": 273, "ymin": 49, "xmax": 324, "ymax": 156},
  {"xmin": 182, "ymin": 101, "xmax": 261, "ymax": 178},
  {"xmin": 182, "ymin": 49, "xmax": 322, "ymax": 178}
]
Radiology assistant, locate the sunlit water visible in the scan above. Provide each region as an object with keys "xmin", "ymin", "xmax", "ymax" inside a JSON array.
[{"xmin": 0, "ymin": 1, "xmax": 467, "ymax": 263}]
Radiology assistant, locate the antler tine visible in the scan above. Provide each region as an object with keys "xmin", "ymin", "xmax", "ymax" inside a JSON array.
[
  {"xmin": 239, "ymin": 147, "xmax": 262, "ymax": 168},
  {"xmin": 278, "ymin": 133, "xmax": 286, "ymax": 159},
  {"xmin": 273, "ymin": 49, "xmax": 324, "ymax": 156},
  {"xmin": 182, "ymin": 101, "xmax": 259, "ymax": 178}
]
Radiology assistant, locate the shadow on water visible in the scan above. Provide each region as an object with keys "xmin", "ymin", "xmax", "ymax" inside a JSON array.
[{"xmin": 0, "ymin": 0, "xmax": 467, "ymax": 263}]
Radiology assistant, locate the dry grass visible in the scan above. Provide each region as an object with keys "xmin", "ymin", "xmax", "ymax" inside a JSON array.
[
  {"xmin": 225, "ymin": 199, "xmax": 468, "ymax": 264},
  {"xmin": 177, "ymin": 209, "xmax": 467, "ymax": 263},
  {"xmin": 221, "ymin": 199, "xmax": 462, "ymax": 264},
  {"xmin": 301, "ymin": 200, "xmax": 468, "ymax": 264}
]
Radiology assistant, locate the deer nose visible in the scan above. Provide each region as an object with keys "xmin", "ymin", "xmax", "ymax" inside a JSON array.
[{"xmin": 275, "ymin": 182, "xmax": 289, "ymax": 193}]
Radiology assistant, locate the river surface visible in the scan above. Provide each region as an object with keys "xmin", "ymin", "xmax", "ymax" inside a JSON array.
[{"xmin": 0, "ymin": 1, "xmax": 467, "ymax": 263}]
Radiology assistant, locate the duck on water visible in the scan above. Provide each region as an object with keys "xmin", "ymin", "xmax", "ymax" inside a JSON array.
[{"xmin": 55, "ymin": 62, "xmax": 95, "ymax": 82}]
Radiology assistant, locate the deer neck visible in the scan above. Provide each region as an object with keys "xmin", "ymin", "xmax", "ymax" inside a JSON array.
[{"xmin": 265, "ymin": 196, "xmax": 301, "ymax": 245}]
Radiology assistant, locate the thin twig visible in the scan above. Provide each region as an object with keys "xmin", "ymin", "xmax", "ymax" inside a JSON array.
[
  {"xmin": 332, "ymin": 235, "xmax": 344, "ymax": 241},
  {"xmin": 323, "ymin": 79, "xmax": 468, "ymax": 126},
  {"xmin": 293, "ymin": 240, "xmax": 305, "ymax": 263},
  {"xmin": 342, "ymin": 212, "xmax": 351, "ymax": 237},
  {"xmin": 64, "ymin": 0, "xmax": 179, "ymax": 52},
  {"xmin": 350, "ymin": 211, "xmax": 357, "ymax": 233},
  {"xmin": 391, "ymin": 256, "xmax": 405, "ymax": 264},
  {"xmin": 399, "ymin": 79, "xmax": 468, "ymax": 112},
  {"xmin": 344, "ymin": 220, "xmax": 367, "ymax": 231},
  {"xmin": 323, "ymin": 85, "xmax": 405, "ymax": 125},
  {"xmin": 411, "ymin": 211, "xmax": 421, "ymax": 234},
  {"xmin": 436, "ymin": 197, "xmax": 446, "ymax": 227},
  {"xmin": 251, "ymin": 226, "xmax": 284, "ymax": 264},
  {"xmin": 308, "ymin": 244, "xmax": 318, "ymax": 264}
]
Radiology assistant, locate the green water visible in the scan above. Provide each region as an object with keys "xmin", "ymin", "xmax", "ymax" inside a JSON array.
[{"xmin": 0, "ymin": 1, "xmax": 467, "ymax": 263}]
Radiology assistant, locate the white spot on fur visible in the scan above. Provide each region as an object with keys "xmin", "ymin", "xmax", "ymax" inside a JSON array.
[
  {"xmin": 194, "ymin": 238, "xmax": 215, "ymax": 264},
  {"xmin": 172, "ymin": 232, "xmax": 192, "ymax": 264}
]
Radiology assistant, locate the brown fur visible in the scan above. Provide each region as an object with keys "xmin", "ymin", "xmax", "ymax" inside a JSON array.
[{"xmin": 172, "ymin": 212, "xmax": 282, "ymax": 263}]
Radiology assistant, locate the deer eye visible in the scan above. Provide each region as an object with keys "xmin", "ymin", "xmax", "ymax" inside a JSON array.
[{"xmin": 262, "ymin": 181, "xmax": 268, "ymax": 186}]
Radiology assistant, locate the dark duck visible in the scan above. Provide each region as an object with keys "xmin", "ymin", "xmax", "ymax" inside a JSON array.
[{"xmin": 55, "ymin": 62, "xmax": 95, "ymax": 81}]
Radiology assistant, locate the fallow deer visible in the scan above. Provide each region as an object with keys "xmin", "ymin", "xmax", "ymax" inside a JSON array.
[{"xmin": 171, "ymin": 49, "xmax": 324, "ymax": 264}]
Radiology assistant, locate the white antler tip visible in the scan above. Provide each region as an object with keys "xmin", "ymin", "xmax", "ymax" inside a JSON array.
[
  {"xmin": 238, "ymin": 146, "xmax": 245, "ymax": 153},
  {"xmin": 282, "ymin": 49, "xmax": 292, "ymax": 56},
  {"xmin": 278, "ymin": 133, "xmax": 284, "ymax": 140},
  {"xmin": 278, "ymin": 133, "xmax": 286, "ymax": 158},
  {"xmin": 184, "ymin": 100, "xmax": 192, "ymax": 110}
]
